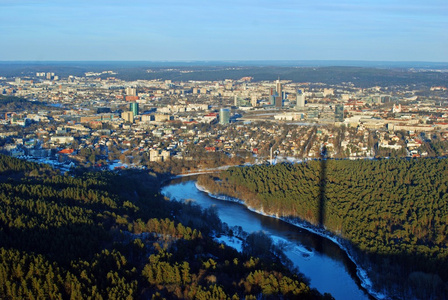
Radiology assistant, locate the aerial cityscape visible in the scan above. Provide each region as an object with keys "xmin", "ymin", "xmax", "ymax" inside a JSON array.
[
  {"xmin": 1, "ymin": 65, "xmax": 448, "ymax": 172},
  {"xmin": 1, "ymin": 1, "xmax": 447, "ymax": 300}
]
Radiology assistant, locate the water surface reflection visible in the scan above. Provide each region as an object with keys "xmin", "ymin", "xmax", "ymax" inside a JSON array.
[{"xmin": 162, "ymin": 178, "xmax": 373, "ymax": 300}]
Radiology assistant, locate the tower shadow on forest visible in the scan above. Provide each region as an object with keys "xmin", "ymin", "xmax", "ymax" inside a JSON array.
[{"xmin": 318, "ymin": 145, "xmax": 327, "ymax": 228}]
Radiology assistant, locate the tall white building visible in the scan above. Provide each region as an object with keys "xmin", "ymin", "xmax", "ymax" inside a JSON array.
[
  {"xmin": 251, "ymin": 95, "xmax": 258, "ymax": 107},
  {"xmin": 121, "ymin": 111, "xmax": 134, "ymax": 123},
  {"xmin": 276, "ymin": 79, "xmax": 282, "ymax": 96},
  {"xmin": 126, "ymin": 87, "xmax": 137, "ymax": 96},
  {"xmin": 296, "ymin": 90, "xmax": 305, "ymax": 109}
]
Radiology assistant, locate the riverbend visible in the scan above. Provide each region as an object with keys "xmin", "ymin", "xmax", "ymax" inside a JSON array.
[{"xmin": 162, "ymin": 178, "xmax": 380, "ymax": 300}]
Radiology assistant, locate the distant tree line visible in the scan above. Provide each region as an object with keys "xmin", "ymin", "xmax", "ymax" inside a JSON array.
[
  {"xmin": 5, "ymin": 63, "xmax": 446, "ymax": 87},
  {"xmin": 112, "ymin": 66, "xmax": 448, "ymax": 88}
]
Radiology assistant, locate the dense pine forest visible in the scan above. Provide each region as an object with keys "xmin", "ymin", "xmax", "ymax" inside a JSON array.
[
  {"xmin": 0, "ymin": 95, "xmax": 50, "ymax": 112},
  {"xmin": 3, "ymin": 63, "xmax": 448, "ymax": 87},
  {"xmin": 0, "ymin": 154, "xmax": 331, "ymax": 299},
  {"xmin": 197, "ymin": 158, "xmax": 448, "ymax": 298}
]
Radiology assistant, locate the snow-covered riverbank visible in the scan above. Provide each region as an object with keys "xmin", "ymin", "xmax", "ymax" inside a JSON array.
[{"xmin": 195, "ymin": 182, "xmax": 388, "ymax": 300}]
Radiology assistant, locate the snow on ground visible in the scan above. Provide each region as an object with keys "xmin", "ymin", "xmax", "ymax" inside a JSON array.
[
  {"xmin": 108, "ymin": 160, "xmax": 128, "ymax": 170},
  {"xmin": 270, "ymin": 234, "xmax": 315, "ymax": 259},
  {"xmin": 214, "ymin": 235, "xmax": 243, "ymax": 252}
]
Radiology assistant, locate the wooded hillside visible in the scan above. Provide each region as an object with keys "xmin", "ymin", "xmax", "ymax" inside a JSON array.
[
  {"xmin": 198, "ymin": 158, "xmax": 448, "ymax": 298},
  {"xmin": 0, "ymin": 154, "xmax": 328, "ymax": 299}
]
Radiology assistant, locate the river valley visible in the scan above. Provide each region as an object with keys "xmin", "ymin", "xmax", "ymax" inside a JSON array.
[{"xmin": 162, "ymin": 178, "xmax": 378, "ymax": 300}]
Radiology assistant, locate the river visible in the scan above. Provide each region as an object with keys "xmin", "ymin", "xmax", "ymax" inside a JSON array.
[{"xmin": 162, "ymin": 177, "xmax": 377, "ymax": 300}]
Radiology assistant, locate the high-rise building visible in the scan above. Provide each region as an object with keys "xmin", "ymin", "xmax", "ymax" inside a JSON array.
[
  {"xmin": 296, "ymin": 90, "xmax": 305, "ymax": 109},
  {"xmin": 130, "ymin": 102, "xmax": 139, "ymax": 116},
  {"xmin": 219, "ymin": 108, "xmax": 230, "ymax": 125},
  {"xmin": 121, "ymin": 111, "xmax": 134, "ymax": 123},
  {"xmin": 275, "ymin": 96, "xmax": 282, "ymax": 108},
  {"xmin": 126, "ymin": 87, "xmax": 137, "ymax": 96},
  {"xmin": 276, "ymin": 79, "xmax": 282, "ymax": 97},
  {"xmin": 251, "ymin": 95, "xmax": 258, "ymax": 107},
  {"xmin": 335, "ymin": 104, "xmax": 344, "ymax": 122},
  {"xmin": 269, "ymin": 94, "xmax": 276, "ymax": 106},
  {"xmin": 234, "ymin": 95, "xmax": 250, "ymax": 107}
]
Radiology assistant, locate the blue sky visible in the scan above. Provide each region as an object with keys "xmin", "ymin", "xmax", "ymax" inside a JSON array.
[{"xmin": 1, "ymin": 0, "xmax": 447, "ymax": 61}]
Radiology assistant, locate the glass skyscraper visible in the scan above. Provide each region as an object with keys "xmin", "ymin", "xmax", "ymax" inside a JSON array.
[{"xmin": 130, "ymin": 102, "xmax": 139, "ymax": 116}]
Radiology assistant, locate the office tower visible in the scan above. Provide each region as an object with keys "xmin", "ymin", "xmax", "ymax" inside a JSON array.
[
  {"xmin": 276, "ymin": 79, "xmax": 282, "ymax": 97},
  {"xmin": 270, "ymin": 90, "xmax": 280, "ymax": 107},
  {"xmin": 126, "ymin": 87, "xmax": 137, "ymax": 96},
  {"xmin": 251, "ymin": 95, "xmax": 258, "ymax": 107},
  {"xmin": 335, "ymin": 104, "xmax": 344, "ymax": 122},
  {"xmin": 269, "ymin": 94, "xmax": 276, "ymax": 106},
  {"xmin": 121, "ymin": 111, "xmax": 134, "ymax": 123},
  {"xmin": 219, "ymin": 108, "xmax": 230, "ymax": 125},
  {"xmin": 130, "ymin": 102, "xmax": 139, "ymax": 116},
  {"xmin": 275, "ymin": 96, "xmax": 282, "ymax": 108},
  {"xmin": 234, "ymin": 95, "xmax": 250, "ymax": 107},
  {"xmin": 296, "ymin": 89, "xmax": 305, "ymax": 109}
]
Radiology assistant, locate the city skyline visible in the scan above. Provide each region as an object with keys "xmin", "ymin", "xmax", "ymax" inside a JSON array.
[{"xmin": 1, "ymin": 0, "xmax": 447, "ymax": 62}]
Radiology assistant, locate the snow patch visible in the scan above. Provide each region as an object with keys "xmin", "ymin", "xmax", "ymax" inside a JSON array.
[{"xmin": 214, "ymin": 235, "xmax": 243, "ymax": 252}]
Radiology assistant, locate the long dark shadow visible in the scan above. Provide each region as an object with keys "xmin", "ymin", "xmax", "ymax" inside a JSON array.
[{"xmin": 318, "ymin": 145, "xmax": 327, "ymax": 227}]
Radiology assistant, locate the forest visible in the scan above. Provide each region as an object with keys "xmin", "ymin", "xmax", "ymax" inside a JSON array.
[
  {"xmin": 0, "ymin": 154, "xmax": 331, "ymax": 299},
  {"xmin": 2, "ymin": 62, "xmax": 448, "ymax": 87},
  {"xmin": 197, "ymin": 158, "xmax": 448, "ymax": 298},
  {"xmin": 0, "ymin": 95, "xmax": 50, "ymax": 112}
]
